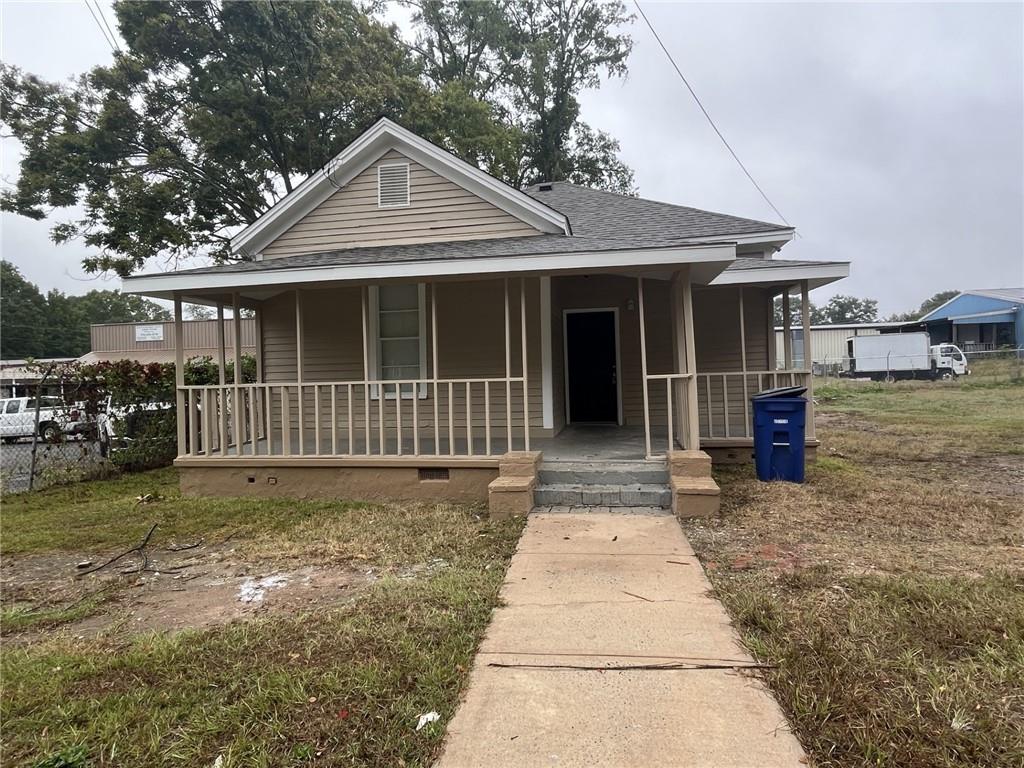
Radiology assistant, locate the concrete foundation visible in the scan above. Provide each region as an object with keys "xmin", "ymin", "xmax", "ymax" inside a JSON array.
[{"xmin": 177, "ymin": 462, "xmax": 497, "ymax": 503}]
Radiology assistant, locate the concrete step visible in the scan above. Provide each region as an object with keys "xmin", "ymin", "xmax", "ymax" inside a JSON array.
[
  {"xmin": 538, "ymin": 461, "xmax": 669, "ymax": 486},
  {"xmin": 533, "ymin": 483, "xmax": 672, "ymax": 508}
]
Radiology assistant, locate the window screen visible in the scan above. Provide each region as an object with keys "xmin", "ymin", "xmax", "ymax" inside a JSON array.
[{"xmin": 377, "ymin": 284, "xmax": 421, "ymax": 382}]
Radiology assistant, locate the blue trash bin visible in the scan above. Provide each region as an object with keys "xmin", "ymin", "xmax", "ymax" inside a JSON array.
[{"xmin": 751, "ymin": 386, "xmax": 808, "ymax": 482}]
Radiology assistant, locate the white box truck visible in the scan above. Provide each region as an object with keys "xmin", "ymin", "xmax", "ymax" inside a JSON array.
[{"xmin": 845, "ymin": 332, "xmax": 969, "ymax": 381}]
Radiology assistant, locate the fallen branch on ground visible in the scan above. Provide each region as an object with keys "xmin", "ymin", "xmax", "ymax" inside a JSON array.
[{"xmin": 78, "ymin": 523, "xmax": 159, "ymax": 577}]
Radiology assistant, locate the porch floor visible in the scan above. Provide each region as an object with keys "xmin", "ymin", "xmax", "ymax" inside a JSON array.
[
  {"xmin": 189, "ymin": 424, "xmax": 672, "ymax": 462},
  {"xmin": 534, "ymin": 425, "xmax": 665, "ymax": 462}
]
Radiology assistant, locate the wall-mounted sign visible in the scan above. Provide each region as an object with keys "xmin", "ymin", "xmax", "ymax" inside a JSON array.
[{"xmin": 135, "ymin": 324, "xmax": 165, "ymax": 342}]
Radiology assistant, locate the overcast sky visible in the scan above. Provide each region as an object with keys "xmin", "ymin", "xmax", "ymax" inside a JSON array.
[{"xmin": 1, "ymin": 1, "xmax": 1022, "ymax": 315}]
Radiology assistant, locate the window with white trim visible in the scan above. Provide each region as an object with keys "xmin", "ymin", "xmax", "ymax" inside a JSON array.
[
  {"xmin": 369, "ymin": 284, "xmax": 427, "ymax": 398},
  {"xmin": 378, "ymin": 163, "xmax": 410, "ymax": 208}
]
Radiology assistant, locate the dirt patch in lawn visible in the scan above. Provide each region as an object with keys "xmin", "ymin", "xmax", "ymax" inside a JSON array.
[{"xmin": 1, "ymin": 539, "xmax": 380, "ymax": 640}]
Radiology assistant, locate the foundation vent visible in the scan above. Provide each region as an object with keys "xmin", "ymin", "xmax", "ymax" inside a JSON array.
[{"xmin": 418, "ymin": 467, "xmax": 450, "ymax": 482}]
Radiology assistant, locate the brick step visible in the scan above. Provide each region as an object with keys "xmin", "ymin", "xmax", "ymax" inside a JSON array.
[
  {"xmin": 538, "ymin": 461, "xmax": 669, "ymax": 486},
  {"xmin": 533, "ymin": 483, "xmax": 672, "ymax": 508},
  {"xmin": 671, "ymin": 475, "xmax": 721, "ymax": 518}
]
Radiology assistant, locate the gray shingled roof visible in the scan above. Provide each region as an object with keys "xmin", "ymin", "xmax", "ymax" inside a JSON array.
[
  {"xmin": 523, "ymin": 182, "xmax": 790, "ymax": 241},
  {"xmin": 726, "ymin": 257, "xmax": 844, "ymax": 272},
  {"xmin": 132, "ymin": 183, "xmax": 799, "ymax": 280}
]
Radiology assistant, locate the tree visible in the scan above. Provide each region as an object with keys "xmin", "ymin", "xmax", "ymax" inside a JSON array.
[
  {"xmin": 0, "ymin": 261, "xmax": 169, "ymax": 357},
  {"xmin": 1, "ymin": 1, "xmax": 431, "ymax": 276},
  {"xmin": 406, "ymin": 0, "xmax": 636, "ymax": 193},
  {"xmin": 185, "ymin": 304, "xmax": 214, "ymax": 321},
  {"xmin": 772, "ymin": 294, "xmax": 825, "ymax": 327},
  {"xmin": 3, "ymin": 0, "xmax": 639, "ymax": 277},
  {"xmin": 816, "ymin": 295, "xmax": 878, "ymax": 325},
  {"xmin": 1, "ymin": 261, "xmax": 47, "ymax": 358},
  {"xmin": 886, "ymin": 289, "xmax": 959, "ymax": 321}
]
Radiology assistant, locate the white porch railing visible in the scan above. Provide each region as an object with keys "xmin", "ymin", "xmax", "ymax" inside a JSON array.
[
  {"xmin": 642, "ymin": 373, "xmax": 696, "ymax": 458},
  {"xmin": 178, "ymin": 377, "xmax": 530, "ymax": 459},
  {"xmin": 696, "ymin": 370, "xmax": 811, "ymax": 440}
]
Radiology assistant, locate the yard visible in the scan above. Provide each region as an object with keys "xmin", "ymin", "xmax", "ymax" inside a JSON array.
[
  {"xmin": 2, "ymin": 361, "xmax": 1021, "ymax": 768},
  {"xmin": 683, "ymin": 359, "xmax": 1024, "ymax": 768},
  {"xmin": 0, "ymin": 472, "xmax": 524, "ymax": 767}
]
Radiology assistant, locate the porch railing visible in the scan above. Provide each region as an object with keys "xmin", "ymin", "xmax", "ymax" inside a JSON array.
[
  {"xmin": 696, "ymin": 370, "xmax": 811, "ymax": 440},
  {"xmin": 178, "ymin": 377, "xmax": 530, "ymax": 459},
  {"xmin": 641, "ymin": 373, "xmax": 696, "ymax": 458}
]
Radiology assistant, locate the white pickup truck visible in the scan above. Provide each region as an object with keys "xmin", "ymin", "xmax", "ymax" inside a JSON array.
[{"xmin": 0, "ymin": 397, "xmax": 90, "ymax": 443}]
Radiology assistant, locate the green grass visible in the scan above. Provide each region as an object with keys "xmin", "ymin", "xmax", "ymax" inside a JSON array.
[
  {"xmin": 1, "ymin": 469, "xmax": 525, "ymax": 767},
  {"xmin": 687, "ymin": 372, "xmax": 1024, "ymax": 768},
  {"xmin": 715, "ymin": 569, "xmax": 1024, "ymax": 768}
]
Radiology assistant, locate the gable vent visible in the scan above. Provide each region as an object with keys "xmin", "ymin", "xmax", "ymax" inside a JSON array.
[{"xmin": 378, "ymin": 163, "xmax": 410, "ymax": 208}]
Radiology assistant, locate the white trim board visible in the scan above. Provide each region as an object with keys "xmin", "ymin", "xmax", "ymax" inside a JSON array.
[
  {"xmin": 562, "ymin": 307, "xmax": 623, "ymax": 426},
  {"xmin": 710, "ymin": 262, "xmax": 849, "ymax": 289},
  {"xmin": 539, "ymin": 277, "xmax": 553, "ymax": 430},
  {"xmin": 123, "ymin": 243, "xmax": 737, "ymax": 300},
  {"xmin": 232, "ymin": 118, "xmax": 569, "ymax": 257}
]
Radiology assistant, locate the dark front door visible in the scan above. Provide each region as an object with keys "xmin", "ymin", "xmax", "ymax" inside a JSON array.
[{"xmin": 566, "ymin": 311, "xmax": 618, "ymax": 423}]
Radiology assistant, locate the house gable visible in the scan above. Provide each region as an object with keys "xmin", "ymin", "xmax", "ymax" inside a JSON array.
[
  {"xmin": 233, "ymin": 118, "xmax": 568, "ymax": 259},
  {"xmin": 262, "ymin": 149, "xmax": 542, "ymax": 259}
]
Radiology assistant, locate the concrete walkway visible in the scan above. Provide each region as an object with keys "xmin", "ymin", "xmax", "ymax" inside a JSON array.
[{"xmin": 436, "ymin": 510, "xmax": 805, "ymax": 768}]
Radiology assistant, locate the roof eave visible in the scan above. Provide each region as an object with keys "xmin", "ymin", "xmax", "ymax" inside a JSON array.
[
  {"xmin": 123, "ymin": 242, "xmax": 737, "ymax": 301},
  {"xmin": 710, "ymin": 261, "xmax": 849, "ymax": 290}
]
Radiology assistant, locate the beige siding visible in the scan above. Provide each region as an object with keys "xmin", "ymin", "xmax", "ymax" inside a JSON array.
[
  {"xmin": 262, "ymin": 150, "xmax": 541, "ymax": 258},
  {"xmin": 693, "ymin": 286, "xmax": 773, "ymax": 436},
  {"xmin": 87, "ymin": 318, "xmax": 256, "ymax": 363},
  {"xmin": 258, "ymin": 279, "xmax": 544, "ymax": 444}
]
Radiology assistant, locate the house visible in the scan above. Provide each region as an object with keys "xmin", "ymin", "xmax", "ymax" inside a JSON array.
[
  {"xmin": 774, "ymin": 321, "xmax": 905, "ymax": 370},
  {"xmin": 79, "ymin": 318, "xmax": 257, "ymax": 366},
  {"xmin": 123, "ymin": 118, "xmax": 849, "ymax": 516},
  {"xmin": 914, "ymin": 288, "xmax": 1023, "ymax": 351}
]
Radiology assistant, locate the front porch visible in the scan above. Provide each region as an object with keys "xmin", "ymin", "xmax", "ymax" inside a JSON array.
[{"xmin": 167, "ymin": 269, "xmax": 818, "ymax": 476}]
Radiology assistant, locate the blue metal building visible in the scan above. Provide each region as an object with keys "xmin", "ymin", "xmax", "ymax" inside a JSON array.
[{"xmin": 918, "ymin": 288, "xmax": 1023, "ymax": 350}]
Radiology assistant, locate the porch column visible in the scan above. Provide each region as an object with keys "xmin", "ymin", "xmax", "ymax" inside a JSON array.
[
  {"xmin": 540, "ymin": 276, "xmax": 553, "ymax": 431},
  {"xmin": 504, "ymin": 279, "xmax": 512, "ymax": 451},
  {"xmin": 362, "ymin": 285, "xmax": 372, "ymax": 456},
  {"xmin": 767, "ymin": 289, "xmax": 778, "ymax": 370},
  {"xmin": 520, "ymin": 277, "xmax": 530, "ymax": 451},
  {"xmin": 232, "ymin": 292, "xmax": 244, "ymax": 454},
  {"xmin": 232, "ymin": 293, "xmax": 243, "ymax": 381},
  {"xmin": 173, "ymin": 294, "xmax": 186, "ymax": 457},
  {"xmin": 254, "ymin": 303, "xmax": 264, "ymax": 443},
  {"xmin": 801, "ymin": 280, "xmax": 816, "ymax": 440},
  {"xmin": 680, "ymin": 268, "xmax": 700, "ymax": 451},
  {"xmin": 295, "ymin": 289, "xmax": 305, "ymax": 455},
  {"xmin": 669, "ymin": 271, "xmax": 687, "ymax": 447},
  {"xmin": 637, "ymin": 276, "xmax": 651, "ymax": 457},
  {"xmin": 739, "ymin": 287, "xmax": 751, "ymax": 436},
  {"xmin": 216, "ymin": 301, "xmax": 227, "ymax": 385},
  {"xmin": 782, "ymin": 288, "xmax": 793, "ymax": 370},
  {"xmin": 217, "ymin": 301, "xmax": 228, "ymax": 456},
  {"xmin": 430, "ymin": 283, "xmax": 440, "ymax": 456}
]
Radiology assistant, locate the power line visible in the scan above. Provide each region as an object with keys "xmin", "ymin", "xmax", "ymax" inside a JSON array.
[
  {"xmin": 634, "ymin": 2, "xmax": 792, "ymax": 227},
  {"xmin": 94, "ymin": 0, "xmax": 122, "ymax": 52},
  {"xmin": 82, "ymin": 0, "xmax": 117, "ymax": 54}
]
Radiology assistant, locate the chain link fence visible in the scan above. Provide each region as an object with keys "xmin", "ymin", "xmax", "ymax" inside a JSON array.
[
  {"xmin": 815, "ymin": 347, "xmax": 1023, "ymax": 384},
  {"xmin": 1, "ymin": 357, "xmax": 254, "ymax": 494}
]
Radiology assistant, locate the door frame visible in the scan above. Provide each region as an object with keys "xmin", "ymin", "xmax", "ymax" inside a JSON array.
[{"xmin": 562, "ymin": 307, "xmax": 623, "ymax": 425}]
